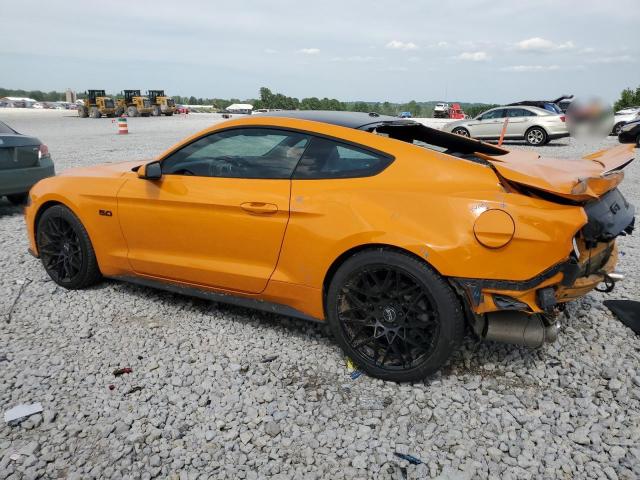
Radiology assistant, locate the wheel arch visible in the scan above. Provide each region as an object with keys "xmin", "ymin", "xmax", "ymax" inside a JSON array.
[{"xmin": 322, "ymin": 243, "xmax": 442, "ymax": 307}]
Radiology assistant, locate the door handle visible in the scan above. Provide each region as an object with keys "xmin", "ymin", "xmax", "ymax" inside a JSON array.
[{"xmin": 240, "ymin": 202, "xmax": 278, "ymax": 215}]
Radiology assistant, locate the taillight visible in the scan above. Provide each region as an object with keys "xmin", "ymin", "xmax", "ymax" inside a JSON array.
[
  {"xmin": 38, "ymin": 144, "xmax": 49, "ymax": 159},
  {"xmin": 560, "ymin": 115, "xmax": 566, "ymax": 122}
]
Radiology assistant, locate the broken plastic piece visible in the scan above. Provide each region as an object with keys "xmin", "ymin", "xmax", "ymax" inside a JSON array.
[
  {"xmin": 393, "ymin": 452, "xmax": 423, "ymax": 465},
  {"xmin": 108, "ymin": 385, "xmax": 115, "ymax": 391},
  {"xmin": 345, "ymin": 357, "xmax": 363, "ymax": 380},
  {"xmin": 261, "ymin": 355, "xmax": 278, "ymax": 363},
  {"xmin": 125, "ymin": 386, "xmax": 144, "ymax": 395},
  {"xmin": 113, "ymin": 367, "xmax": 133, "ymax": 376},
  {"xmin": 4, "ymin": 403, "xmax": 43, "ymax": 424}
]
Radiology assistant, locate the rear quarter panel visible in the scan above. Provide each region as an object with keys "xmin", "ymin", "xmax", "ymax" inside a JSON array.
[{"xmin": 270, "ymin": 131, "xmax": 586, "ymax": 290}]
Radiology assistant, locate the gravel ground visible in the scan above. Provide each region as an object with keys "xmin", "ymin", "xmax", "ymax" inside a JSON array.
[{"xmin": 1, "ymin": 110, "xmax": 639, "ymax": 480}]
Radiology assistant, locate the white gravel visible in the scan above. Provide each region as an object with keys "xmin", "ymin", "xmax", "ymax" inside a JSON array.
[{"xmin": 1, "ymin": 109, "xmax": 639, "ymax": 479}]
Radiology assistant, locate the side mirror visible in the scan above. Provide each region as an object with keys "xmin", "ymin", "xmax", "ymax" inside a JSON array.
[{"xmin": 138, "ymin": 161, "xmax": 162, "ymax": 180}]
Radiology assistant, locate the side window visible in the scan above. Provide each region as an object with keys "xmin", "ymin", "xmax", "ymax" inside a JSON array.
[
  {"xmin": 161, "ymin": 128, "xmax": 311, "ymax": 179},
  {"xmin": 479, "ymin": 109, "xmax": 505, "ymax": 120},
  {"xmin": 293, "ymin": 136, "xmax": 393, "ymax": 179},
  {"xmin": 507, "ymin": 108, "xmax": 533, "ymax": 118}
]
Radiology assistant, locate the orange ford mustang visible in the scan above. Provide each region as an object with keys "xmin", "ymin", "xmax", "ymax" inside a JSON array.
[{"xmin": 24, "ymin": 111, "xmax": 636, "ymax": 382}]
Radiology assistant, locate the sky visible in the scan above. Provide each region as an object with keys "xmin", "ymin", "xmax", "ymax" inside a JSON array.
[{"xmin": 1, "ymin": 0, "xmax": 638, "ymax": 104}]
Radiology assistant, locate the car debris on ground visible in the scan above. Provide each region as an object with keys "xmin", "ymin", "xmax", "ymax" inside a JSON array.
[{"xmin": 4, "ymin": 403, "xmax": 43, "ymax": 425}]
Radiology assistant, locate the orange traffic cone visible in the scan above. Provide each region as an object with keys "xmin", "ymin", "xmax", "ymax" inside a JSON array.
[{"xmin": 117, "ymin": 117, "xmax": 128, "ymax": 135}]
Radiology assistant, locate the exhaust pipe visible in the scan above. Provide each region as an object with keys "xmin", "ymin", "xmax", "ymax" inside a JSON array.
[{"xmin": 483, "ymin": 311, "xmax": 558, "ymax": 348}]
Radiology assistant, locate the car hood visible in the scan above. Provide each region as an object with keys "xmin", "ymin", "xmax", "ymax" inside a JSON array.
[
  {"xmin": 477, "ymin": 144, "xmax": 636, "ymax": 201},
  {"xmin": 58, "ymin": 160, "xmax": 143, "ymax": 178}
]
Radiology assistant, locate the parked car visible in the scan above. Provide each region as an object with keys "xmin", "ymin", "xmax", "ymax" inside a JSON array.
[
  {"xmin": 433, "ymin": 102, "xmax": 449, "ymax": 118},
  {"xmin": 0, "ymin": 121, "xmax": 55, "ymax": 205},
  {"xmin": 618, "ymin": 118, "xmax": 640, "ymax": 146},
  {"xmin": 398, "ymin": 111, "xmax": 412, "ymax": 118},
  {"xmin": 23, "ymin": 111, "xmax": 635, "ymax": 381},
  {"xmin": 612, "ymin": 107, "xmax": 640, "ymax": 135},
  {"xmin": 443, "ymin": 105, "xmax": 569, "ymax": 145}
]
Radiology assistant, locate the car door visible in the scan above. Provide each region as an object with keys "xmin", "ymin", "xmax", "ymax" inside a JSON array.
[
  {"xmin": 505, "ymin": 108, "xmax": 533, "ymax": 138},
  {"xmin": 472, "ymin": 108, "xmax": 507, "ymax": 138},
  {"xmin": 117, "ymin": 127, "xmax": 311, "ymax": 293}
]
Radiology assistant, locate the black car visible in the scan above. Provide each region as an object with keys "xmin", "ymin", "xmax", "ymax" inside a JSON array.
[
  {"xmin": 618, "ymin": 118, "xmax": 640, "ymax": 146},
  {"xmin": 0, "ymin": 121, "xmax": 55, "ymax": 204}
]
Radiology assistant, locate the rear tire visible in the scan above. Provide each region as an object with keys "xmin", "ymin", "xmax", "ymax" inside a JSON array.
[
  {"xmin": 78, "ymin": 107, "xmax": 88, "ymax": 118},
  {"xmin": 7, "ymin": 193, "xmax": 28, "ymax": 205},
  {"xmin": 164, "ymin": 111, "xmax": 174, "ymax": 116},
  {"xmin": 152, "ymin": 106, "xmax": 161, "ymax": 116},
  {"xmin": 525, "ymin": 126, "xmax": 547, "ymax": 146},
  {"xmin": 326, "ymin": 249, "xmax": 464, "ymax": 382},
  {"xmin": 452, "ymin": 127, "xmax": 470, "ymax": 137},
  {"xmin": 36, "ymin": 205, "xmax": 102, "ymax": 289}
]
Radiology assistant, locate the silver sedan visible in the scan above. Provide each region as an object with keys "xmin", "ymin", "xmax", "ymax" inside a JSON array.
[{"xmin": 443, "ymin": 106, "xmax": 569, "ymax": 146}]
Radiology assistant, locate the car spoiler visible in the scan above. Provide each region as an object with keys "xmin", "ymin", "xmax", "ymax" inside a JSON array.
[
  {"xmin": 476, "ymin": 144, "xmax": 636, "ymax": 201},
  {"xmin": 373, "ymin": 121, "xmax": 509, "ymax": 156}
]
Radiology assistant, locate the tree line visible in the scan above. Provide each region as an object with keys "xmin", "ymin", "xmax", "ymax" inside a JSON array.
[
  {"xmin": 614, "ymin": 86, "xmax": 640, "ymax": 111},
  {"xmin": 4, "ymin": 85, "xmax": 637, "ymax": 116}
]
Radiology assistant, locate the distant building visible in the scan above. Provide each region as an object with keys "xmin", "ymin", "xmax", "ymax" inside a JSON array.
[
  {"xmin": 65, "ymin": 89, "xmax": 77, "ymax": 103},
  {"xmin": 0, "ymin": 97, "xmax": 38, "ymax": 108},
  {"xmin": 226, "ymin": 103, "xmax": 254, "ymax": 114}
]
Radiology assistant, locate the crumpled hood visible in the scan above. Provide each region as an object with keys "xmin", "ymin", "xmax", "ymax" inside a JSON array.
[
  {"xmin": 58, "ymin": 160, "xmax": 144, "ymax": 178},
  {"xmin": 477, "ymin": 144, "xmax": 635, "ymax": 200}
]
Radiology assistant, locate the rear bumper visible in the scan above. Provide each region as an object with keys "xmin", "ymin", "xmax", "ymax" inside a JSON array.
[
  {"xmin": 0, "ymin": 157, "xmax": 55, "ymax": 196},
  {"xmin": 454, "ymin": 188, "xmax": 634, "ymax": 315}
]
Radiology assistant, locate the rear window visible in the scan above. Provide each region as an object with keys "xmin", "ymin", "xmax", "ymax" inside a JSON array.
[
  {"xmin": 0, "ymin": 121, "xmax": 16, "ymax": 134},
  {"xmin": 293, "ymin": 136, "xmax": 393, "ymax": 179}
]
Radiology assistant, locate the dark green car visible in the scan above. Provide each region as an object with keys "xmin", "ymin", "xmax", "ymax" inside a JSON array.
[{"xmin": 0, "ymin": 120, "xmax": 55, "ymax": 204}]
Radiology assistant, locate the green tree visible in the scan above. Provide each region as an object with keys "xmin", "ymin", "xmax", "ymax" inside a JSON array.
[{"xmin": 614, "ymin": 86, "xmax": 640, "ymax": 111}]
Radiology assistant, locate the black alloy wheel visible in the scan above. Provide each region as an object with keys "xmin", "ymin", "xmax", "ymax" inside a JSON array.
[
  {"xmin": 36, "ymin": 205, "xmax": 102, "ymax": 289},
  {"xmin": 327, "ymin": 249, "xmax": 464, "ymax": 382}
]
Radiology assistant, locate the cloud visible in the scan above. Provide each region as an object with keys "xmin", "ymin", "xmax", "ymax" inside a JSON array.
[
  {"xmin": 298, "ymin": 48, "xmax": 320, "ymax": 55},
  {"xmin": 515, "ymin": 37, "xmax": 575, "ymax": 52},
  {"xmin": 264, "ymin": 48, "xmax": 277, "ymax": 54},
  {"xmin": 330, "ymin": 56, "xmax": 380, "ymax": 63},
  {"xmin": 456, "ymin": 51, "xmax": 490, "ymax": 61},
  {"xmin": 501, "ymin": 65, "xmax": 561, "ymax": 72},
  {"xmin": 587, "ymin": 55, "xmax": 635, "ymax": 64},
  {"xmin": 386, "ymin": 40, "xmax": 418, "ymax": 51}
]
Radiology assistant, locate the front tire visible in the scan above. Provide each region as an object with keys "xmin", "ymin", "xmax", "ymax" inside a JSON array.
[
  {"xmin": 127, "ymin": 106, "xmax": 138, "ymax": 117},
  {"xmin": 613, "ymin": 122, "xmax": 625, "ymax": 136},
  {"xmin": 452, "ymin": 127, "xmax": 470, "ymax": 137},
  {"xmin": 36, "ymin": 205, "xmax": 102, "ymax": 289},
  {"xmin": 89, "ymin": 107, "xmax": 101, "ymax": 119},
  {"xmin": 525, "ymin": 126, "xmax": 547, "ymax": 146},
  {"xmin": 326, "ymin": 249, "xmax": 464, "ymax": 382},
  {"xmin": 152, "ymin": 106, "xmax": 161, "ymax": 116}
]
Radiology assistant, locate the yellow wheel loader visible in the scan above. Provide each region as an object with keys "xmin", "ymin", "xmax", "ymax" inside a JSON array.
[
  {"xmin": 147, "ymin": 90, "xmax": 177, "ymax": 116},
  {"xmin": 78, "ymin": 90, "xmax": 116, "ymax": 118},
  {"xmin": 115, "ymin": 90, "xmax": 152, "ymax": 117}
]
